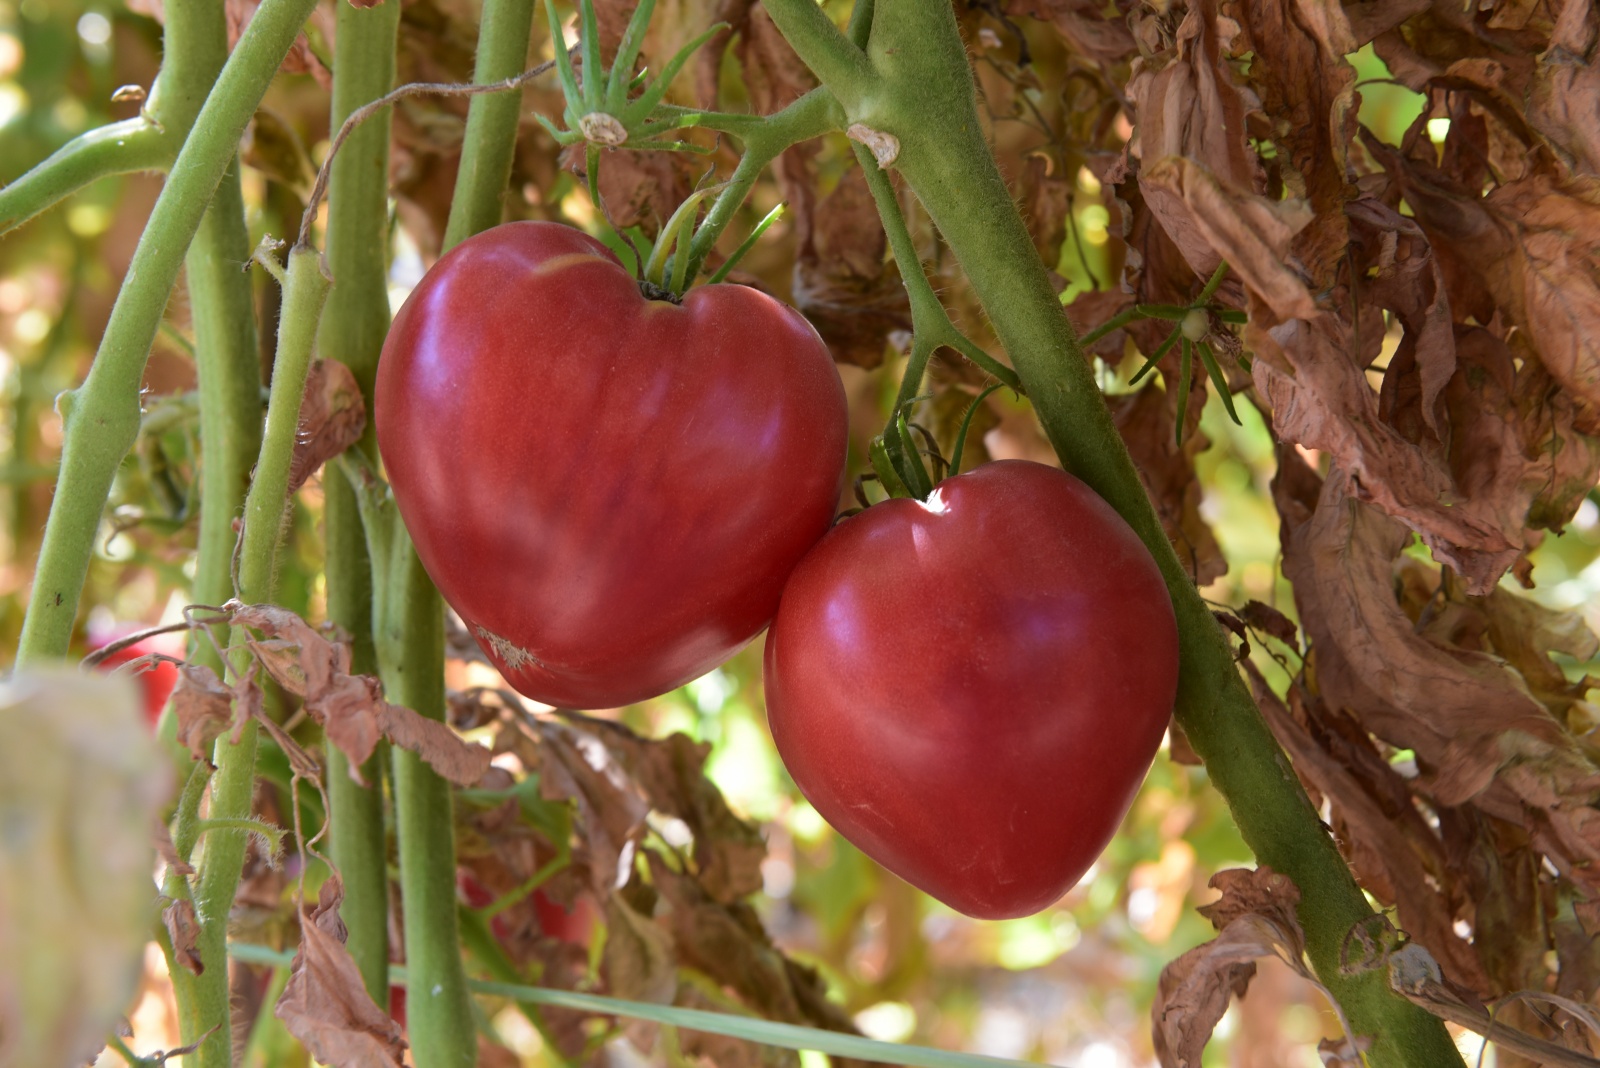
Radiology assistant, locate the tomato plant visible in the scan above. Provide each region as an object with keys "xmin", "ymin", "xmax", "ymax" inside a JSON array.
[
  {"xmin": 764, "ymin": 460, "xmax": 1180, "ymax": 919},
  {"xmin": 375, "ymin": 221, "xmax": 849, "ymax": 709}
]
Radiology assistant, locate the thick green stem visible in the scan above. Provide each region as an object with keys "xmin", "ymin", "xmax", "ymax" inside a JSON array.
[
  {"xmin": 762, "ymin": 2, "xmax": 1462, "ymax": 1064},
  {"xmin": 442, "ymin": 0, "xmax": 537, "ymax": 249},
  {"xmin": 318, "ymin": 0, "xmax": 402, "ymax": 1004},
  {"xmin": 188, "ymin": 157, "xmax": 263, "ymax": 645},
  {"xmin": 191, "ymin": 246, "xmax": 331, "ymax": 1068},
  {"xmin": 378, "ymin": 3, "xmax": 539, "ymax": 1064},
  {"xmin": 14, "ymin": 0, "xmax": 321, "ymax": 666},
  {"xmin": 381, "ymin": 542, "xmax": 475, "ymax": 1068}
]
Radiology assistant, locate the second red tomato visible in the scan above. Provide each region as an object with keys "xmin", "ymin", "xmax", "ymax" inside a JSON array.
[{"xmin": 764, "ymin": 461, "xmax": 1180, "ymax": 919}]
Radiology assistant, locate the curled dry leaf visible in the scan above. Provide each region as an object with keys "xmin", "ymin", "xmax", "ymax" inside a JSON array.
[
  {"xmin": 171, "ymin": 662, "xmax": 243, "ymax": 763},
  {"xmin": 792, "ymin": 165, "xmax": 911, "ymax": 369},
  {"xmin": 231, "ymin": 603, "xmax": 491, "ymax": 786},
  {"xmin": 1001, "ymin": 0, "xmax": 1137, "ymax": 66},
  {"xmin": 289, "ymin": 360, "xmax": 368, "ymax": 494},
  {"xmin": 1277, "ymin": 465, "xmax": 1566, "ymax": 803},
  {"xmin": 1152, "ymin": 867, "xmax": 1310, "ymax": 1068},
  {"xmin": 275, "ymin": 876, "xmax": 408, "ymax": 1068},
  {"xmin": 162, "ymin": 899, "xmax": 204, "ymax": 976},
  {"xmin": 526, "ymin": 715, "xmax": 765, "ymax": 903},
  {"xmin": 603, "ymin": 894, "xmax": 678, "ymax": 1006}
]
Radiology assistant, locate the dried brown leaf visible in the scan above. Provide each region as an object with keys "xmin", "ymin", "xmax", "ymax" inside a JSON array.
[
  {"xmin": 171, "ymin": 662, "xmax": 237, "ymax": 763},
  {"xmin": 1237, "ymin": 600, "xmax": 1299, "ymax": 648},
  {"xmin": 275, "ymin": 877, "xmax": 408, "ymax": 1068},
  {"xmin": 1244, "ymin": 655, "xmax": 1489, "ymax": 990},
  {"xmin": 793, "ymin": 166, "xmax": 910, "ymax": 368},
  {"xmin": 536, "ymin": 723, "xmax": 652, "ymax": 897},
  {"xmin": 1341, "ymin": 0, "xmax": 1430, "ymax": 47},
  {"xmin": 1139, "ymin": 156, "xmax": 1317, "ymax": 321},
  {"xmin": 1153, "ymin": 868, "xmax": 1318, "ymax": 1068},
  {"xmin": 1018, "ymin": 154, "xmax": 1072, "ymax": 265},
  {"xmin": 579, "ymin": 727, "xmax": 766, "ymax": 903},
  {"xmin": 162, "ymin": 899, "xmax": 203, "ymax": 976},
  {"xmin": 290, "ymin": 360, "xmax": 367, "ymax": 494},
  {"xmin": 646, "ymin": 856, "xmax": 862, "ymax": 1042},
  {"xmin": 1004, "ymin": 0, "xmax": 1138, "ymax": 66},
  {"xmin": 1128, "ymin": 1, "xmax": 1262, "ymax": 193},
  {"xmin": 602, "ymin": 895, "xmax": 677, "ymax": 1005},
  {"xmin": 231, "ymin": 603, "xmax": 490, "ymax": 785},
  {"xmin": 1110, "ymin": 384, "xmax": 1227, "ymax": 586},
  {"xmin": 373, "ymin": 701, "xmax": 492, "ymax": 786},
  {"xmin": 1230, "ymin": 0, "xmax": 1358, "ymax": 285},
  {"xmin": 1277, "ymin": 466, "xmax": 1563, "ymax": 803},
  {"xmin": 1528, "ymin": 0, "xmax": 1600, "ymax": 176}
]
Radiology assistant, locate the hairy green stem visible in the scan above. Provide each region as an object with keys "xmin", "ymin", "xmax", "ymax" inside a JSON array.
[
  {"xmin": 848, "ymin": 141, "xmax": 1020, "ymax": 414},
  {"xmin": 0, "ymin": 119, "xmax": 168, "ymax": 234},
  {"xmin": 762, "ymin": 2, "xmax": 1462, "ymax": 1064},
  {"xmin": 380, "ymin": 543, "xmax": 474, "ymax": 1067},
  {"xmin": 442, "ymin": 0, "xmax": 537, "ymax": 249},
  {"xmin": 318, "ymin": 0, "xmax": 402, "ymax": 1004},
  {"xmin": 672, "ymin": 88, "xmax": 841, "ymax": 282},
  {"xmin": 191, "ymin": 245, "xmax": 330, "ymax": 1068},
  {"xmin": 379, "ymin": 2, "xmax": 541, "ymax": 1063},
  {"xmin": 14, "ymin": 0, "xmax": 321, "ymax": 666}
]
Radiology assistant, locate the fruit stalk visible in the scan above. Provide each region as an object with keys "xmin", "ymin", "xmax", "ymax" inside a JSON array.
[
  {"xmin": 14, "ymin": 0, "xmax": 320, "ymax": 666},
  {"xmin": 318, "ymin": 0, "xmax": 403, "ymax": 1004},
  {"xmin": 757, "ymin": 1, "xmax": 1462, "ymax": 1063}
]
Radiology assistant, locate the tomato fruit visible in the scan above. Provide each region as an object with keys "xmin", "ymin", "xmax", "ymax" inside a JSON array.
[
  {"xmin": 763, "ymin": 460, "xmax": 1179, "ymax": 920},
  {"xmin": 376, "ymin": 222, "xmax": 847, "ymax": 708},
  {"xmin": 87, "ymin": 625, "xmax": 182, "ymax": 727}
]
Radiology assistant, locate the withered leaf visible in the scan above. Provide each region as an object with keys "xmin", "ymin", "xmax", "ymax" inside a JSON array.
[
  {"xmin": 587, "ymin": 727, "xmax": 766, "ymax": 903},
  {"xmin": 373, "ymin": 701, "xmax": 492, "ymax": 786},
  {"xmin": 1003, "ymin": 0, "xmax": 1137, "ymax": 66},
  {"xmin": 275, "ymin": 877, "xmax": 407, "ymax": 1068},
  {"xmin": 793, "ymin": 165, "xmax": 910, "ymax": 368},
  {"xmin": 1111, "ymin": 383, "xmax": 1227, "ymax": 586},
  {"xmin": 1237, "ymin": 600, "xmax": 1298, "ymax": 648},
  {"xmin": 289, "ymin": 360, "xmax": 367, "ymax": 494},
  {"xmin": 1128, "ymin": 1, "xmax": 1262, "ymax": 198},
  {"xmin": 162, "ymin": 899, "xmax": 203, "ymax": 976},
  {"xmin": 170, "ymin": 662, "xmax": 238, "ymax": 763},
  {"xmin": 1277, "ymin": 467, "xmax": 1563, "ymax": 803},
  {"xmin": 1017, "ymin": 154, "xmax": 1072, "ymax": 265},
  {"xmin": 1152, "ymin": 868, "xmax": 1310, "ymax": 1068},
  {"xmin": 1139, "ymin": 156, "xmax": 1316, "ymax": 322},
  {"xmin": 602, "ymin": 895, "xmax": 677, "ymax": 1006},
  {"xmin": 231, "ymin": 604, "xmax": 490, "ymax": 786}
]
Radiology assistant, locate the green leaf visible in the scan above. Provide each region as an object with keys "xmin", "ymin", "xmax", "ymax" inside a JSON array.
[{"xmin": 227, "ymin": 943, "xmax": 1043, "ymax": 1068}]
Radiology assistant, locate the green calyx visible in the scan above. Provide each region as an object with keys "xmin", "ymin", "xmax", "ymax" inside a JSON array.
[{"xmin": 535, "ymin": 0, "xmax": 726, "ymax": 154}]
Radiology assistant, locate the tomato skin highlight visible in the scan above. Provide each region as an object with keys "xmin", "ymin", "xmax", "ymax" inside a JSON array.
[
  {"xmin": 376, "ymin": 222, "xmax": 848, "ymax": 709},
  {"xmin": 763, "ymin": 460, "xmax": 1180, "ymax": 920}
]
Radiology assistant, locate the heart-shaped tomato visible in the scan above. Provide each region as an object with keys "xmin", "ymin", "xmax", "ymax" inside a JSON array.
[
  {"xmin": 376, "ymin": 222, "xmax": 847, "ymax": 708},
  {"xmin": 763, "ymin": 460, "xmax": 1179, "ymax": 919}
]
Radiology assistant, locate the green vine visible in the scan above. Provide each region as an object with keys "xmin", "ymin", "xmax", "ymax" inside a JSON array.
[
  {"xmin": 318, "ymin": 0, "xmax": 403, "ymax": 1005},
  {"xmin": 754, "ymin": 2, "xmax": 1464, "ymax": 1064}
]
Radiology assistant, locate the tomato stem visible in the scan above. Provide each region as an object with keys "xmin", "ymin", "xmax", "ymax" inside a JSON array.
[
  {"xmin": 759, "ymin": 2, "xmax": 1465, "ymax": 1062},
  {"xmin": 318, "ymin": 0, "xmax": 403, "ymax": 1008}
]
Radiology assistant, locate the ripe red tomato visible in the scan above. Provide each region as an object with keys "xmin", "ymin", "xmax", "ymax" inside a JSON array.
[
  {"xmin": 376, "ymin": 222, "xmax": 847, "ymax": 709},
  {"xmin": 763, "ymin": 460, "xmax": 1179, "ymax": 920}
]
